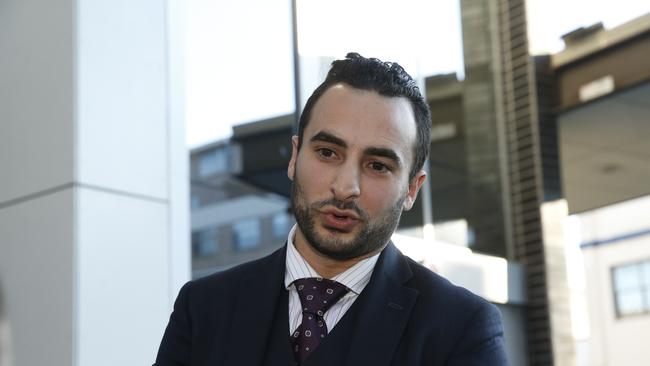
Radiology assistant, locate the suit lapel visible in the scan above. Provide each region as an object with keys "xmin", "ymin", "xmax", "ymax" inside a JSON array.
[
  {"xmin": 345, "ymin": 243, "xmax": 419, "ymax": 366},
  {"xmin": 221, "ymin": 246, "xmax": 288, "ymax": 366},
  {"xmin": 262, "ymin": 288, "xmax": 293, "ymax": 366},
  {"xmin": 219, "ymin": 242, "xmax": 418, "ymax": 366}
]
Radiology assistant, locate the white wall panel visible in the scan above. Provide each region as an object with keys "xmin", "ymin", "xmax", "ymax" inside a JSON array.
[
  {"xmin": 1, "ymin": 1, "xmax": 189, "ymax": 364},
  {"xmin": 76, "ymin": 187, "xmax": 169, "ymax": 366},
  {"xmin": 0, "ymin": 190, "xmax": 74, "ymax": 366},
  {"xmin": 579, "ymin": 195, "xmax": 650, "ymax": 243},
  {"xmin": 76, "ymin": 0, "xmax": 168, "ymax": 199},
  {"xmin": 579, "ymin": 196, "xmax": 650, "ymax": 366},
  {"xmin": 0, "ymin": 0, "xmax": 74, "ymax": 203},
  {"xmin": 166, "ymin": 0, "xmax": 192, "ymax": 303}
]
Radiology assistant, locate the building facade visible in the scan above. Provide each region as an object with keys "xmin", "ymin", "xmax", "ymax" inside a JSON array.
[
  {"xmin": 550, "ymin": 12, "xmax": 650, "ymax": 366},
  {"xmin": 423, "ymin": 1, "xmax": 558, "ymax": 364},
  {"xmin": 189, "ymin": 115, "xmax": 295, "ymax": 277}
]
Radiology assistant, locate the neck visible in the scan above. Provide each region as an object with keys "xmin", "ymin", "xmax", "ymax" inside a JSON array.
[{"xmin": 292, "ymin": 227, "xmax": 382, "ymax": 279}]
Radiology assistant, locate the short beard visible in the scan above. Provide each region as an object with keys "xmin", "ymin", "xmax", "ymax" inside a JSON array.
[{"xmin": 291, "ymin": 175, "xmax": 405, "ymax": 261}]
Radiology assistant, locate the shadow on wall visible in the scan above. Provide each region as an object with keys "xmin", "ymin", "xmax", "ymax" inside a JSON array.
[{"xmin": 0, "ymin": 280, "xmax": 13, "ymax": 366}]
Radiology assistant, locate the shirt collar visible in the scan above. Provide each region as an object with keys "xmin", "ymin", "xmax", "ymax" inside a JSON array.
[{"xmin": 284, "ymin": 224, "xmax": 380, "ymax": 295}]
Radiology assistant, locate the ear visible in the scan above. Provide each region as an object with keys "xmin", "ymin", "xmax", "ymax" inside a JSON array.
[
  {"xmin": 287, "ymin": 135, "xmax": 300, "ymax": 181},
  {"xmin": 402, "ymin": 170, "xmax": 427, "ymax": 211}
]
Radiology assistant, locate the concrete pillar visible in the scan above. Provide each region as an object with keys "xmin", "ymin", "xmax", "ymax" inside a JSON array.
[
  {"xmin": 541, "ymin": 200, "xmax": 577, "ymax": 366},
  {"xmin": 0, "ymin": 0, "xmax": 189, "ymax": 365}
]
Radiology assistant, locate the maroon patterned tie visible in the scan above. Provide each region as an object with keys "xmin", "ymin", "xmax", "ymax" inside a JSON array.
[{"xmin": 290, "ymin": 277, "xmax": 349, "ymax": 363}]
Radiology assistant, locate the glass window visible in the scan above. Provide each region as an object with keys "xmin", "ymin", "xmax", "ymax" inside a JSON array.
[
  {"xmin": 614, "ymin": 264, "xmax": 641, "ymax": 291},
  {"xmin": 617, "ymin": 292, "xmax": 644, "ymax": 315},
  {"xmin": 198, "ymin": 147, "xmax": 230, "ymax": 177},
  {"xmin": 272, "ymin": 212, "xmax": 291, "ymax": 239},
  {"xmin": 192, "ymin": 228, "xmax": 218, "ymax": 257},
  {"xmin": 190, "ymin": 195, "xmax": 201, "ymax": 210},
  {"xmin": 612, "ymin": 260, "xmax": 650, "ymax": 317},
  {"xmin": 233, "ymin": 218, "xmax": 261, "ymax": 251},
  {"xmin": 643, "ymin": 262, "xmax": 650, "ymax": 285}
]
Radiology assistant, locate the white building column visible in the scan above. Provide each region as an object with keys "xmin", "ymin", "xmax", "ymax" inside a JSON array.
[{"xmin": 0, "ymin": 0, "xmax": 189, "ymax": 365}]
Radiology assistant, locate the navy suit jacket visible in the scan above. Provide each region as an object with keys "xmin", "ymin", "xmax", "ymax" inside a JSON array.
[{"xmin": 154, "ymin": 243, "xmax": 508, "ymax": 365}]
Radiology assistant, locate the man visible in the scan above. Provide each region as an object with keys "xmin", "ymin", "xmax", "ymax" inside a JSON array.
[{"xmin": 154, "ymin": 53, "xmax": 508, "ymax": 366}]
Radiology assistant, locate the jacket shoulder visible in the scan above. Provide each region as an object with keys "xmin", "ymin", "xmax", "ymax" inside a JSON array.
[
  {"xmin": 404, "ymin": 255, "xmax": 495, "ymax": 312},
  {"xmin": 400, "ymin": 256, "xmax": 507, "ymax": 364},
  {"xmin": 182, "ymin": 246, "xmax": 285, "ymax": 304}
]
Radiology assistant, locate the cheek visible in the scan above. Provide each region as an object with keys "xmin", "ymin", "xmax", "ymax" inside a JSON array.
[
  {"xmin": 359, "ymin": 178, "xmax": 404, "ymax": 213},
  {"xmin": 295, "ymin": 157, "xmax": 330, "ymax": 196}
]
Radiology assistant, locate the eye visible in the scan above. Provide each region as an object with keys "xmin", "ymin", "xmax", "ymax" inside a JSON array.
[
  {"xmin": 369, "ymin": 161, "xmax": 389, "ymax": 173},
  {"xmin": 316, "ymin": 148, "xmax": 336, "ymax": 159}
]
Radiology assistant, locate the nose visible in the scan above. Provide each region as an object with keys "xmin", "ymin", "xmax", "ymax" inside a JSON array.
[{"xmin": 329, "ymin": 161, "xmax": 361, "ymax": 202}]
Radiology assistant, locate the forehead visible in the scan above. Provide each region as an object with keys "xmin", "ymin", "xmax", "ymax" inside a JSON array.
[{"xmin": 305, "ymin": 84, "xmax": 417, "ymax": 160}]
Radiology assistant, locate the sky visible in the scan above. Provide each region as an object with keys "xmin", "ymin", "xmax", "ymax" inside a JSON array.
[{"xmin": 185, "ymin": 0, "xmax": 650, "ymax": 148}]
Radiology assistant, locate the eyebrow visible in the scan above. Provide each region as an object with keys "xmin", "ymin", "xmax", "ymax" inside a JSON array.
[
  {"xmin": 309, "ymin": 130, "xmax": 402, "ymax": 167},
  {"xmin": 364, "ymin": 147, "xmax": 402, "ymax": 167},
  {"xmin": 310, "ymin": 131, "xmax": 347, "ymax": 148}
]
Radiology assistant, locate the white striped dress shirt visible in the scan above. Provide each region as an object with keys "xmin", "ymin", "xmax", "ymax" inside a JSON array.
[{"xmin": 284, "ymin": 224, "xmax": 380, "ymax": 335}]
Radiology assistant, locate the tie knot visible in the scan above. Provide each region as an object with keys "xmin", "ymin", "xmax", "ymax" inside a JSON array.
[{"xmin": 293, "ymin": 277, "xmax": 348, "ymax": 315}]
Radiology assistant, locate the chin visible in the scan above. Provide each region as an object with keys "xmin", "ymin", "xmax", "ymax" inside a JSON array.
[
  {"xmin": 308, "ymin": 230, "xmax": 370, "ymax": 261},
  {"xmin": 320, "ymin": 225, "xmax": 355, "ymax": 237}
]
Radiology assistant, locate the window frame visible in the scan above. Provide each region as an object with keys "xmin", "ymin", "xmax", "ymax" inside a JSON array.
[{"xmin": 611, "ymin": 258, "xmax": 650, "ymax": 319}]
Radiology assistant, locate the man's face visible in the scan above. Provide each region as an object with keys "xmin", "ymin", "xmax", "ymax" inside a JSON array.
[{"xmin": 288, "ymin": 83, "xmax": 426, "ymax": 261}]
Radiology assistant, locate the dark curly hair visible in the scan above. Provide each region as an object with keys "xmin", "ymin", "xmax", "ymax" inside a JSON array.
[{"xmin": 297, "ymin": 52, "xmax": 431, "ymax": 180}]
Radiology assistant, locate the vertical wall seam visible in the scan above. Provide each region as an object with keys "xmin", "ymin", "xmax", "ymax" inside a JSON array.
[
  {"xmin": 163, "ymin": 0, "xmax": 174, "ymax": 308},
  {"xmin": 71, "ymin": 0, "xmax": 80, "ymax": 363}
]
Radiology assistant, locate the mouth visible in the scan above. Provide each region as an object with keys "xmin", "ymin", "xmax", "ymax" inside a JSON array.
[
  {"xmin": 318, "ymin": 208, "xmax": 361, "ymax": 233},
  {"xmin": 321, "ymin": 207, "xmax": 360, "ymax": 220}
]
